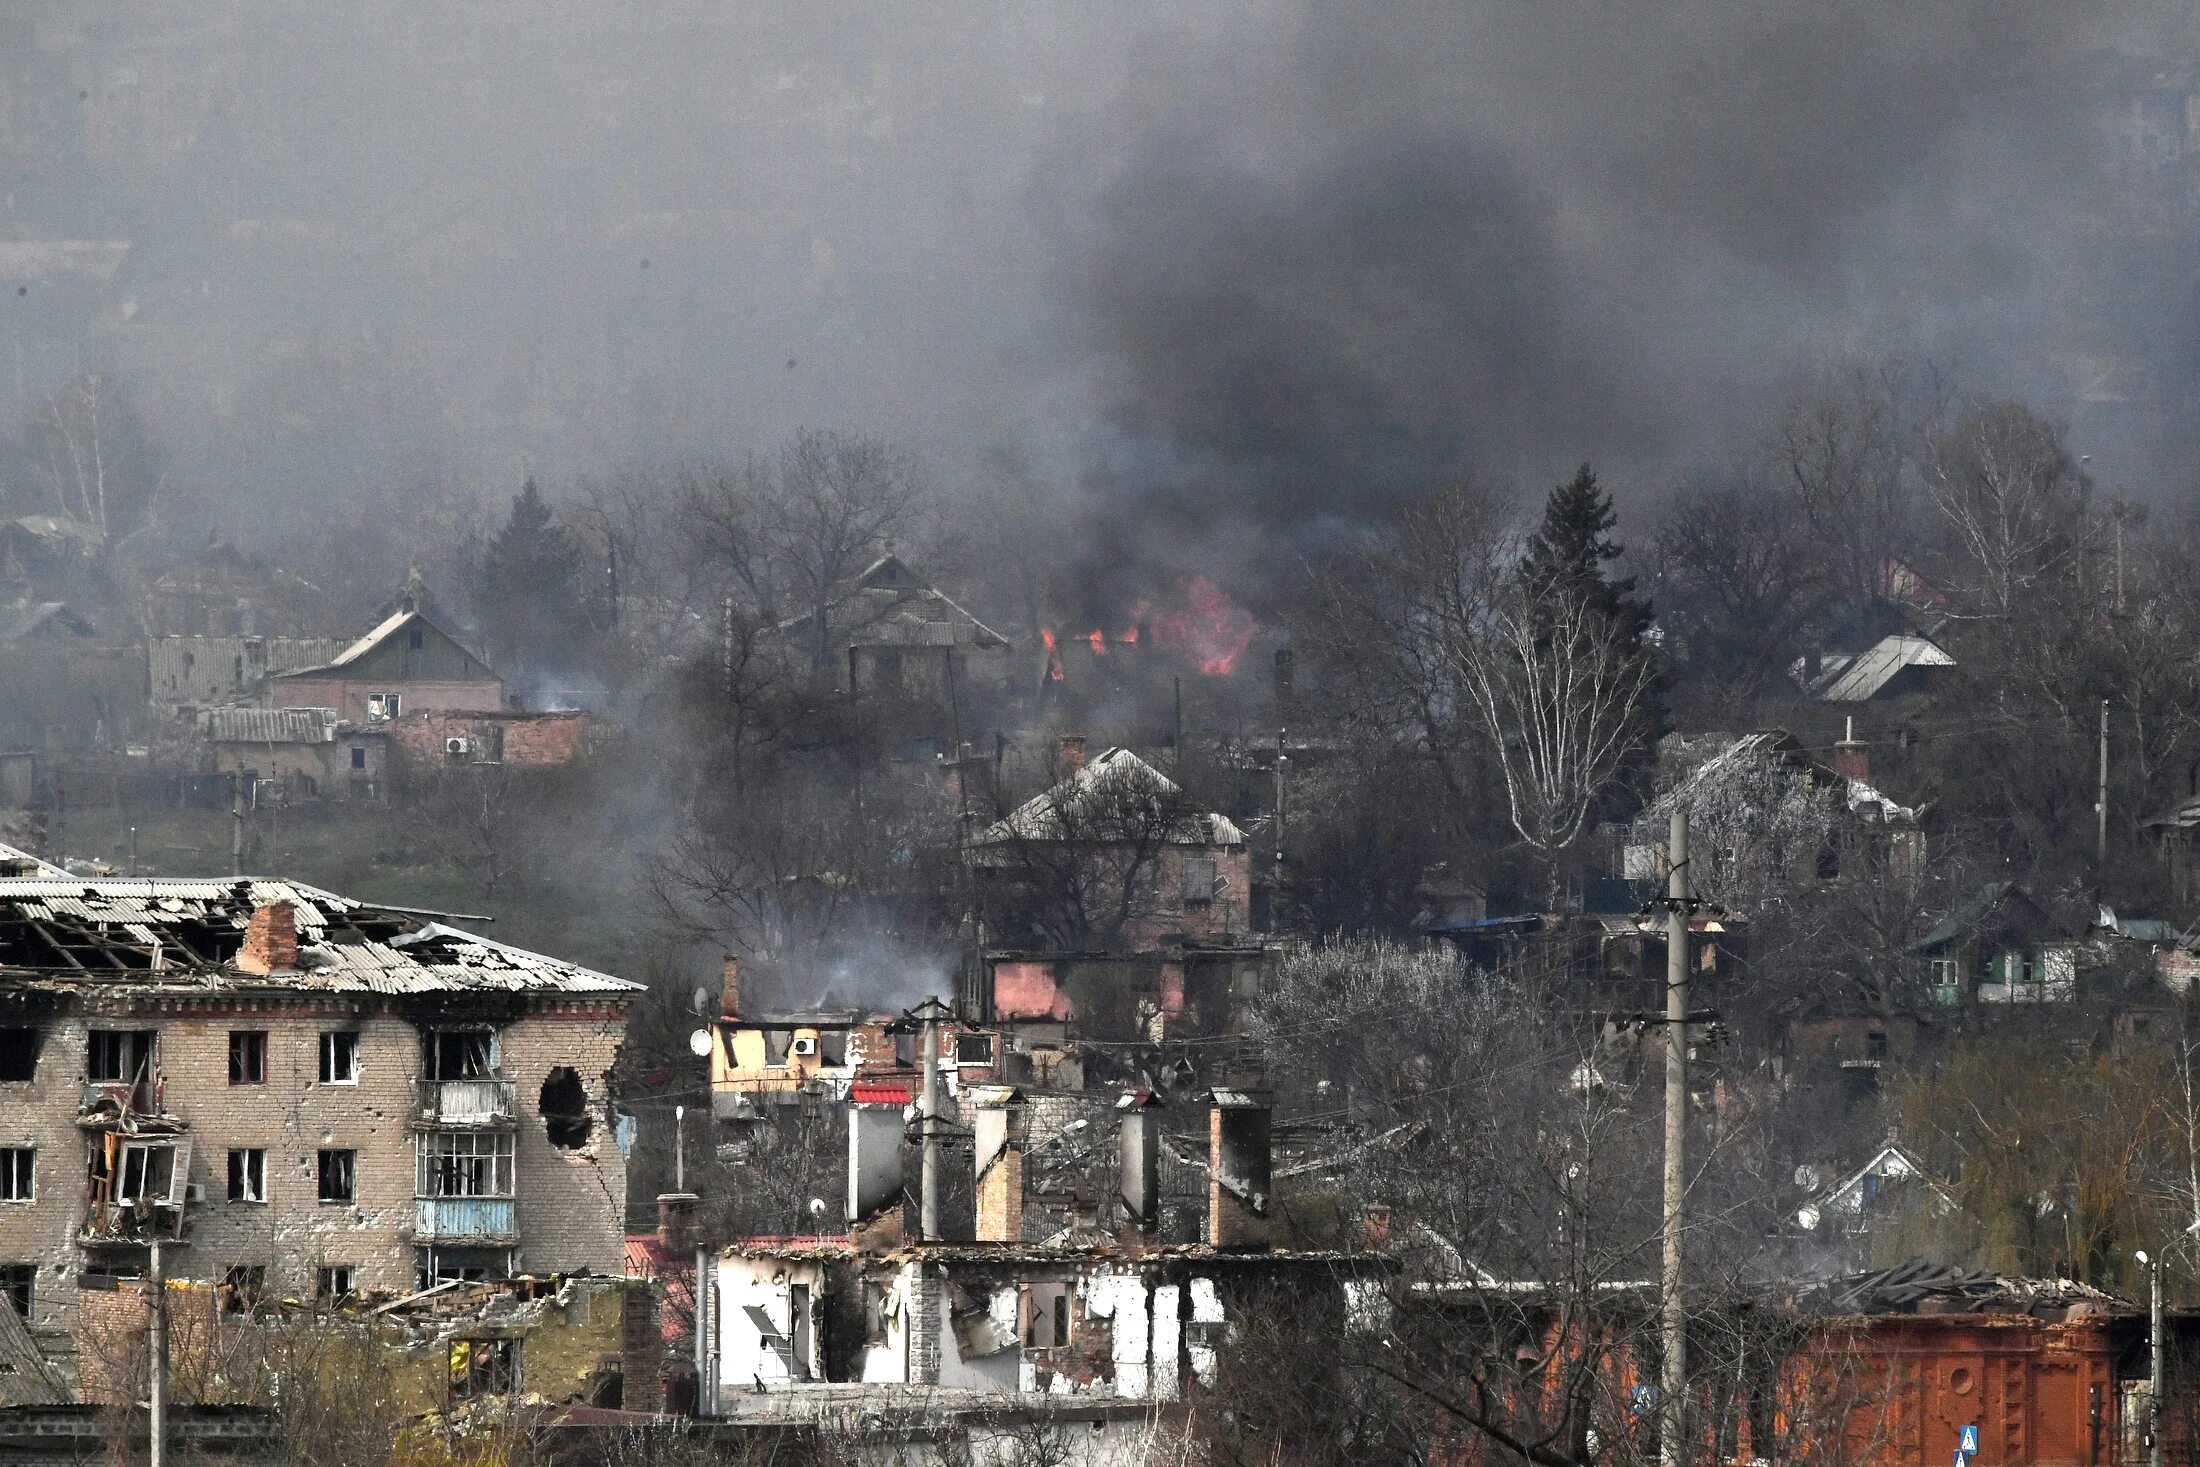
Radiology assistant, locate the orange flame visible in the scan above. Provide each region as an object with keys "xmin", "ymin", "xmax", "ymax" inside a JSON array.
[
  {"xmin": 1134, "ymin": 575, "xmax": 1257, "ymax": 676},
  {"xmin": 1086, "ymin": 629, "xmax": 1107, "ymax": 655},
  {"xmin": 1040, "ymin": 627, "xmax": 1064, "ymax": 681}
]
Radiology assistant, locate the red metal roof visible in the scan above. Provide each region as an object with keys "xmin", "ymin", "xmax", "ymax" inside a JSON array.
[{"xmin": 851, "ymin": 1083, "xmax": 912, "ymax": 1105}]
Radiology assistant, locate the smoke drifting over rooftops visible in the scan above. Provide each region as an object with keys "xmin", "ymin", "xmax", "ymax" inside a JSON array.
[
  {"xmin": 1, "ymin": 1, "xmax": 2186, "ymax": 575},
  {"xmin": 1065, "ymin": 0, "xmax": 2157, "ymax": 573}
]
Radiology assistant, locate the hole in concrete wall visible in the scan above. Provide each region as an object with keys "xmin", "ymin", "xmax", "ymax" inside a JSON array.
[
  {"xmin": 540, "ymin": 1067, "xmax": 590, "ymax": 1149},
  {"xmin": 0, "ymin": 1028, "xmax": 38, "ymax": 1082}
]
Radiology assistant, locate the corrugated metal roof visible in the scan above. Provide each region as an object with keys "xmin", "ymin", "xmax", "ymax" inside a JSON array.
[
  {"xmin": 1803, "ymin": 635, "xmax": 1954, "ymax": 702},
  {"xmin": 203, "ymin": 706, "xmax": 339, "ymax": 743},
  {"xmin": 974, "ymin": 747, "xmax": 1246, "ymax": 849},
  {"xmin": 0, "ymin": 877, "xmax": 638, "ymax": 997}
]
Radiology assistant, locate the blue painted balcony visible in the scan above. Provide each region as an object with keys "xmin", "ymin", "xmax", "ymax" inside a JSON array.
[{"xmin": 411, "ymin": 1196, "xmax": 517, "ymax": 1245}]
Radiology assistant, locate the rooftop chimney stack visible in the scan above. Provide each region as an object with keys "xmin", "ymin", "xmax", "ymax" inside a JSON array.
[
  {"xmin": 1118, "ymin": 1090, "xmax": 1162, "ymax": 1237},
  {"xmin": 720, "ymin": 954, "xmax": 742, "ymax": 1019},
  {"xmin": 1059, "ymin": 733, "xmax": 1087, "ymax": 776},
  {"xmin": 1834, "ymin": 716, "xmax": 1870, "ymax": 784},
  {"xmin": 1206, "ymin": 1089, "xmax": 1272, "ymax": 1250},
  {"xmin": 236, "ymin": 901, "xmax": 298, "ymax": 975},
  {"xmin": 656, "ymin": 1191, "xmax": 700, "ymax": 1253},
  {"xmin": 971, "ymin": 1087, "xmax": 1026, "ymax": 1243}
]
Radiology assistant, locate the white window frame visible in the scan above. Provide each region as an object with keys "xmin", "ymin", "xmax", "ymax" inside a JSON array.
[
  {"xmin": 0, "ymin": 1148, "xmax": 30, "ymax": 1202},
  {"xmin": 227, "ymin": 1148, "xmax": 266, "ymax": 1205},
  {"xmin": 417, "ymin": 1132, "xmax": 514, "ymax": 1198},
  {"xmin": 319, "ymin": 1031, "xmax": 361, "ymax": 1085}
]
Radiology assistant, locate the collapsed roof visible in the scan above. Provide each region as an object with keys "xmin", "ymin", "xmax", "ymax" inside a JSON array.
[{"xmin": 0, "ymin": 877, "xmax": 637, "ymax": 997}]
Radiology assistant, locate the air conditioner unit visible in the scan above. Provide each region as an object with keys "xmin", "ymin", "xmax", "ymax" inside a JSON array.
[
  {"xmin": 790, "ymin": 1036, "xmax": 818, "ymax": 1057},
  {"xmin": 446, "ymin": 737, "xmax": 470, "ymax": 756}
]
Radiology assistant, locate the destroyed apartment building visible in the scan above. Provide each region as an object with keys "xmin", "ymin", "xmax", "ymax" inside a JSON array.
[
  {"xmin": 0, "ymin": 872, "xmax": 637, "ymax": 1387},
  {"xmin": 703, "ymin": 1084, "xmax": 1387, "ymax": 1450}
]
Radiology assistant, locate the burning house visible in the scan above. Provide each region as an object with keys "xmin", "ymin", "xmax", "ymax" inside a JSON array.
[{"xmin": 0, "ymin": 875, "xmax": 636, "ymax": 1387}]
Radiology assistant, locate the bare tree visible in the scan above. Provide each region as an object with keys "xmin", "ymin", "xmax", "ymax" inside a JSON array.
[
  {"xmin": 677, "ymin": 428, "xmax": 931, "ymax": 675},
  {"xmin": 17, "ymin": 367, "xmax": 166, "ymax": 544},
  {"xmin": 1459, "ymin": 579, "xmax": 1662, "ymax": 869},
  {"xmin": 1922, "ymin": 400, "xmax": 2095, "ymax": 625}
]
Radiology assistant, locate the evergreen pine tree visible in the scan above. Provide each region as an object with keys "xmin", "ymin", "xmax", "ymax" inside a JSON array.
[
  {"xmin": 1519, "ymin": 463, "xmax": 1651, "ymax": 638},
  {"xmin": 474, "ymin": 478, "xmax": 588, "ymax": 681}
]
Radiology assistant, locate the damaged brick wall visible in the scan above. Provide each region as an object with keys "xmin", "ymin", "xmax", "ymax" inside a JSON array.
[{"xmin": 0, "ymin": 996, "xmax": 627, "ymax": 1397}]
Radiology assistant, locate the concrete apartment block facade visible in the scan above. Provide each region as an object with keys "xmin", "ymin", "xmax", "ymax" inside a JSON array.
[{"xmin": 0, "ymin": 871, "xmax": 636, "ymax": 1387}]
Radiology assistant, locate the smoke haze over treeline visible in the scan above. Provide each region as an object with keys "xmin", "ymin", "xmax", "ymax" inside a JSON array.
[{"xmin": 1, "ymin": 1, "xmax": 2195, "ymax": 582}]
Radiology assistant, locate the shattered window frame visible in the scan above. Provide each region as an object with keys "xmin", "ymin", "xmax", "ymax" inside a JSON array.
[
  {"xmin": 417, "ymin": 1131, "xmax": 515, "ymax": 1198},
  {"xmin": 317, "ymin": 1148, "xmax": 356, "ymax": 1204},
  {"xmin": 319, "ymin": 1030, "xmax": 361, "ymax": 1084},
  {"xmin": 227, "ymin": 1147, "xmax": 266, "ymax": 1204},
  {"xmin": 0, "ymin": 1264, "xmax": 31, "ymax": 1322},
  {"xmin": 228, "ymin": 1030, "xmax": 267, "ymax": 1086}
]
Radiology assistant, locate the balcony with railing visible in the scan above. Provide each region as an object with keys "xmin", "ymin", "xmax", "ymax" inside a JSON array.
[
  {"xmin": 413, "ymin": 1078, "xmax": 517, "ymax": 1128},
  {"xmin": 410, "ymin": 1196, "xmax": 518, "ymax": 1245}
]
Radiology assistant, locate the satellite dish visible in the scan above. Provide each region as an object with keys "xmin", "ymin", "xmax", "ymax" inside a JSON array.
[
  {"xmin": 1793, "ymin": 1164, "xmax": 1821, "ymax": 1190},
  {"xmin": 688, "ymin": 1029, "xmax": 712, "ymax": 1058},
  {"xmin": 690, "ymin": 985, "xmax": 713, "ymax": 1017},
  {"xmin": 808, "ymin": 1197, "xmax": 827, "ymax": 1218},
  {"xmin": 1796, "ymin": 1205, "xmax": 1821, "ymax": 1232}
]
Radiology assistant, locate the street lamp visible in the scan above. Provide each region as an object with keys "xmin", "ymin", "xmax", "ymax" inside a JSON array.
[{"xmin": 2137, "ymin": 1249, "xmax": 2163, "ymax": 1467}]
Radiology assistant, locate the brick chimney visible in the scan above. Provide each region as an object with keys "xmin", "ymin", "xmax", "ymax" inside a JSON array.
[
  {"xmin": 971, "ymin": 1086, "xmax": 1026, "ymax": 1243},
  {"xmin": 1206, "ymin": 1089, "xmax": 1272, "ymax": 1250},
  {"xmin": 656, "ymin": 1191, "xmax": 700, "ymax": 1253},
  {"xmin": 236, "ymin": 901, "xmax": 298, "ymax": 975},
  {"xmin": 1058, "ymin": 733, "xmax": 1087, "ymax": 776},
  {"xmin": 720, "ymin": 954, "xmax": 742, "ymax": 1019},
  {"xmin": 1833, "ymin": 716, "xmax": 1869, "ymax": 784},
  {"xmin": 1117, "ymin": 1089, "xmax": 1162, "ymax": 1236}
]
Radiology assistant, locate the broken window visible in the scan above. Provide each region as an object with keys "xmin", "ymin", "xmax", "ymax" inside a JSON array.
[
  {"xmin": 425, "ymin": 1029, "xmax": 495, "ymax": 1080},
  {"xmin": 407, "ymin": 627, "xmax": 425, "ymax": 651},
  {"xmin": 228, "ymin": 1030, "xmax": 266, "ymax": 1085},
  {"xmin": 317, "ymin": 1149, "xmax": 355, "ymax": 1203},
  {"xmin": 222, "ymin": 1266, "xmax": 266, "ymax": 1316},
  {"xmin": 539, "ymin": 1067, "xmax": 590, "ymax": 1149},
  {"xmin": 761, "ymin": 1029, "xmax": 791, "ymax": 1068},
  {"xmin": 817, "ymin": 1030, "xmax": 847, "ymax": 1066},
  {"xmin": 350, "ymin": 745, "xmax": 368, "ymax": 771},
  {"xmin": 449, "ymin": 1338, "xmax": 519, "ymax": 1399},
  {"xmin": 0, "ymin": 1149, "xmax": 30, "ymax": 1201},
  {"xmin": 418, "ymin": 1132, "xmax": 514, "ymax": 1198},
  {"xmin": 1181, "ymin": 855, "xmax": 1218, "ymax": 905},
  {"xmin": 87, "ymin": 1029, "xmax": 156, "ymax": 1085},
  {"xmin": 893, "ymin": 1030, "xmax": 917, "ymax": 1067},
  {"xmin": 0, "ymin": 1265, "xmax": 31, "ymax": 1322},
  {"xmin": 1022, "ymin": 1281, "xmax": 1074, "ymax": 1348},
  {"xmin": 228, "ymin": 1148, "xmax": 265, "ymax": 1204},
  {"xmin": 319, "ymin": 1031, "xmax": 360, "ymax": 1084},
  {"xmin": 0, "ymin": 1027, "xmax": 38, "ymax": 1082},
  {"xmin": 117, "ymin": 1142, "xmax": 181, "ymax": 1205},
  {"xmin": 954, "ymin": 1032, "xmax": 994, "ymax": 1066},
  {"xmin": 1866, "ymin": 1030, "xmax": 1889, "ymax": 1062},
  {"xmin": 315, "ymin": 1265, "xmax": 354, "ymax": 1300}
]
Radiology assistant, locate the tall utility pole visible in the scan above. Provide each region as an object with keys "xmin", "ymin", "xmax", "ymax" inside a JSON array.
[
  {"xmin": 917, "ymin": 997, "xmax": 945, "ymax": 1241},
  {"xmin": 2151, "ymin": 1250, "xmax": 2164, "ymax": 1467},
  {"xmin": 1660, "ymin": 810, "xmax": 1690, "ymax": 1467},
  {"xmin": 148, "ymin": 1238, "xmax": 167, "ymax": 1467},
  {"xmin": 2099, "ymin": 699, "xmax": 2111, "ymax": 875}
]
